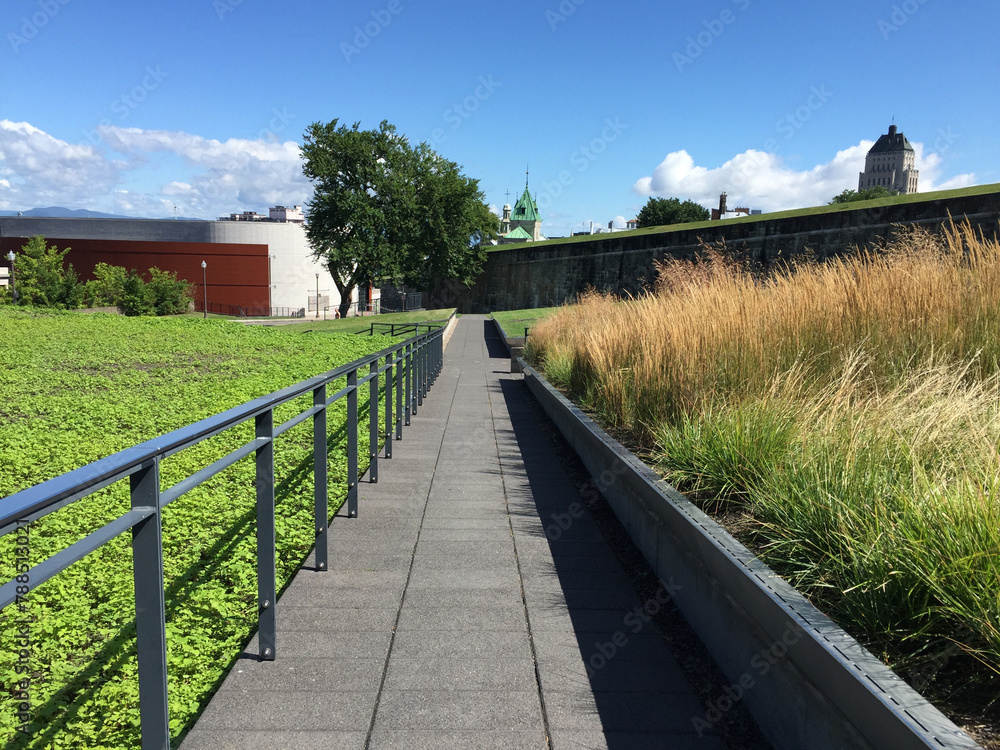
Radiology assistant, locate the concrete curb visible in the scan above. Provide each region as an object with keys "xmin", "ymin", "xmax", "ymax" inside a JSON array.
[
  {"xmin": 441, "ymin": 313, "xmax": 459, "ymax": 350},
  {"xmin": 520, "ymin": 360, "xmax": 981, "ymax": 750},
  {"xmin": 490, "ymin": 317, "xmax": 525, "ymax": 371}
]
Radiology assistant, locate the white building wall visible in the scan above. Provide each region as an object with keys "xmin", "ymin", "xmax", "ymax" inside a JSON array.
[{"xmin": 0, "ymin": 216, "xmax": 372, "ymax": 315}]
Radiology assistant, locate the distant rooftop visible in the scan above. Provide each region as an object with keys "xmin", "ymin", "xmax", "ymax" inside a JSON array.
[
  {"xmin": 219, "ymin": 205, "xmax": 305, "ymax": 223},
  {"xmin": 868, "ymin": 124, "xmax": 914, "ymax": 154}
]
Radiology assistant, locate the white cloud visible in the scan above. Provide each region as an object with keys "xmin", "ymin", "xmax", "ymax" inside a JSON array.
[
  {"xmin": 633, "ymin": 141, "xmax": 976, "ymax": 212},
  {"xmin": 99, "ymin": 125, "xmax": 311, "ymax": 217},
  {"xmin": 0, "ymin": 120, "xmax": 312, "ymax": 218},
  {"xmin": 0, "ymin": 120, "xmax": 121, "ymax": 210}
]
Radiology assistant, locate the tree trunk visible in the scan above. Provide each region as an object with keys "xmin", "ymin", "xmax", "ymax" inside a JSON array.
[{"xmin": 337, "ymin": 282, "xmax": 355, "ymax": 318}]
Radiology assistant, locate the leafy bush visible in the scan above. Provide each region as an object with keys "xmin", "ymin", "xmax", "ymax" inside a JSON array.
[
  {"xmin": 118, "ymin": 269, "xmax": 154, "ymax": 316},
  {"xmin": 147, "ymin": 267, "xmax": 193, "ymax": 316},
  {"xmin": 7, "ymin": 236, "xmax": 83, "ymax": 309},
  {"xmin": 84, "ymin": 263, "xmax": 128, "ymax": 307}
]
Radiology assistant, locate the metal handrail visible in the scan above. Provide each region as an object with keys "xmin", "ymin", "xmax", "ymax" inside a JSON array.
[
  {"xmin": 0, "ymin": 326, "xmax": 445, "ymax": 750},
  {"xmin": 360, "ymin": 319, "xmax": 451, "ymax": 337}
]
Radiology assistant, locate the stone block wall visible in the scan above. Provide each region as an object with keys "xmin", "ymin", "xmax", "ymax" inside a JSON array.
[{"xmin": 459, "ymin": 186, "xmax": 1000, "ymax": 312}]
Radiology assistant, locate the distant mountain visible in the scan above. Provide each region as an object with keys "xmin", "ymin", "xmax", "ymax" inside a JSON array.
[
  {"xmin": 0, "ymin": 207, "xmax": 203, "ymax": 220},
  {"xmin": 0, "ymin": 206, "xmax": 135, "ymax": 219}
]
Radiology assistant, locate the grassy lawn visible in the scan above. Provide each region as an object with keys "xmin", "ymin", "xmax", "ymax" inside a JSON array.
[
  {"xmin": 491, "ymin": 307, "xmax": 561, "ymax": 338},
  {"xmin": 276, "ymin": 307, "xmax": 455, "ymax": 335},
  {"xmin": 0, "ymin": 309, "xmax": 397, "ymax": 749}
]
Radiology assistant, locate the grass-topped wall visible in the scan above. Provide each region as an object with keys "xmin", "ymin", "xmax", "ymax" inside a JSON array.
[{"xmin": 463, "ymin": 183, "xmax": 1000, "ymax": 312}]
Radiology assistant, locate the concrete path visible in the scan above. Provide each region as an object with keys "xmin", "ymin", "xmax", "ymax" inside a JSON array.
[{"xmin": 181, "ymin": 315, "xmax": 722, "ymax": 750}]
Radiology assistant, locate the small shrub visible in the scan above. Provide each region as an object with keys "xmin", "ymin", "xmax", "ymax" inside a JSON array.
[
  {"xmin": 147, "ymin": 267, "xmax": 193, "ymax": 315},
  {"xmin": 85, "ymin": 263, "xmax": 128, "ymax": 307},
  {"xmin": 118, "ymin": 269, "xmax": 154, "ymax": 316}
]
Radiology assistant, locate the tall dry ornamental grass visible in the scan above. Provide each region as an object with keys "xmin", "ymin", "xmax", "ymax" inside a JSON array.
[
  {"xmin": 530, "ymin": 220, "xmax": 1000, "ymax": 441},
  {"xmin": 526, "ymin": 220, "xmax": 1000, "ymax": 711}
]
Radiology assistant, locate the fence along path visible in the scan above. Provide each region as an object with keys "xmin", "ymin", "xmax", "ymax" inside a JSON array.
[{"xmin": 178, "ymin": 314, "xmax": 720, "ymax": 749}]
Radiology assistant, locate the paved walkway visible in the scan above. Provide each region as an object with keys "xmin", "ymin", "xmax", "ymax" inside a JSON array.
[{"xmin": 181, "ymin": 315, "xmax": 721, "ymax": 750}]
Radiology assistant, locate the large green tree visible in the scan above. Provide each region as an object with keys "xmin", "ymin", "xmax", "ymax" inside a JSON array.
[
  {"xmin": 829, "ymin": 186, "xmax": 900, "ymax": 204},
  {"xmin": 401, "ymin": 144, "xmax": 497, "ymax": 300},
  {"xmin": 301, "ymin": 119, "xmax": 411, "ymax": 318},
  {"xmin": 301, "ymin": 119, "xmax": 496, "ymax": 317},
  {"xmin": 636, "ymin": 197, "xmax": 709, "ymax": 228}
]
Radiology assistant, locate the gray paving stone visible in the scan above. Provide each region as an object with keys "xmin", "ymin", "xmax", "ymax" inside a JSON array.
[
  {"xmin": 422, "ymin": 503, "xmax": 510, "ymax": 518},
  {"xmin": 218, "ymin": 657, "xmax": 384, "ymax": 692},
  {"xmin": 406, "ymin": 567, "xmax": 521, "ymax": 591},
  {"xmin": 528, "ymin": 606, "xmax": 635, "ymax": 634},
  {"xmin": 193, "ymin": 690, "xmax": 377, "ymax": 731},
  {"xmin": 245, "ymin": 630, "xmax": 392, "ymax": 660},
  {"xmin": 402, "ymin": 586, "xmax": 524, "ymax": 609},
  {"xmin": 520, "ymin": 567, "xmax": 634, "ymax": 592},
  {"xmin": 410, "ymin": 549, "xmax": 516, "ymax": 570},
  {"xmin": 372, "ymin": 690, "xmax": 543, "ymax": 730},
  {"xmin": 421, "ymin": 517, "xmax": 512, "ymax": 530},
  {"xmin": 547, "ymin": 730, "xmax": 727, "ymax": 750},
  {"xmin": 286, "ymin": 569, "xmax": 409, "ymax": 590},
  {"xmin": 531, "ymin": 630, "xmax": 679, "ymax": 665},
  {"xmin": 396, "ymin": 605, "xmax": 527, "ymax": 632},
  {"xmin": 180, "ymin": 729, "xmax": 366, "ymax": 750},
  {"xmin": 368, "ymin": 729, "xmax": 545, "ymax": 750},
  {"xmin": 413, "ymin": 540, "xmax": 514, "ymax": 558},
  {"xmin": 276, "ymin": 605, "xmax": 399, "ymax": 632},
  {"xmin": 417, "ymin": 528, "xmax": 512, "ymax": 542},
  {"xmin": 516, "ymin": 553, "xmax": 619, "ymax": 573},
  {"xmin": 523, "ymin": 584, "xmax": 643, "ymax": 613},
  {"xmin": 536, "ymin": 657, "xmax": 691, "ymax": 695},
  {"xmin": 390, "ymin": 629, "xmax": 533, "ymax": 660},
  {"xmin": 278, "ymin": 585, "xmax": 403, "ymax": 609},
  {"xmin": 546, "ymin": 690, "xmax": 708, "ymax": 732},
  {"xmin": 383, "ymin": 657, "xmax": 537, "ymax": 691}
]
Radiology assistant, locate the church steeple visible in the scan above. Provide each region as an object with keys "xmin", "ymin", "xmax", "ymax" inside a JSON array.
[{"xmin": 510, "ymin": 171, "xmax": 542, "ymax": 241}]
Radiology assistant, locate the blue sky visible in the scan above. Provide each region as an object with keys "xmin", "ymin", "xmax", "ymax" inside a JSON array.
[{"xmin": 1, "ymin": 0, "xmax": 996, "ymax": 237}]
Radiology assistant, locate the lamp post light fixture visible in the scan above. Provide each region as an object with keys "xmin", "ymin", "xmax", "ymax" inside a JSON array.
[
  {"xmin": 201, "ymin": 261, "xmax": 208, "ymax": 319},
  {"xmin": 5, "ymin": 251, "xmax": 15, "ymax": 305}
]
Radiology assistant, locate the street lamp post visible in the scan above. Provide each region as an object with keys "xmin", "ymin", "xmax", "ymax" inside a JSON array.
[
  {"xmin": 315, "ymin": 273, "xmax": 319, "ymax": 319},
  {"xmin": 201, "ymin": 261, "xmax": 208, "ymax": 319},
  {"xmin": 5, "ymin": 251, "xmax": 15, "ymax": 305}
]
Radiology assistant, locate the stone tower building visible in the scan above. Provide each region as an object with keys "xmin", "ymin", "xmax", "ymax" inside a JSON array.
[
  {"xmin": 858, "ymin": 124, "xmax": 919, "ymax": 194},
  {"xmin": 508, "ymin": 178, "xmax": 543, "ymax": 241}
]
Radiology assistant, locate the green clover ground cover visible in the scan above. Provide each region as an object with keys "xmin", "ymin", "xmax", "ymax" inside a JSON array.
[{"xmin": 0, "ymin": 309, "xmax": 397, "ymax": 748}]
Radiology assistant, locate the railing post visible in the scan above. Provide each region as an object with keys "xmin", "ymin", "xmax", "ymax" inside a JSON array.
[
  {"xmin": 434, "ymin": 332, "xmax": 442, "ymax": 380},
  {"xmin": 395, "ymin": 345, "xmax": 404, "ymax": 439},
  {"xmin": 313, "ymin": 384, "xmax": 328, "ymax": 572},
  {"xmin": 406, "ymin": 341, "xmax": 415, "ymax": 420},
  {"xmin": 420, "ymin": 336, "xmax": 428, "ymax": 402},
  {"xmin": 130, "ymin": 458, "xmax": 170, "ymax": 750},
  {"xmin": 416, "ymin": 338, "xmax": 424, "ymax": 408},
  {"xmin": 256, "ymin": 409, "xmax": 276, "ymax": 661},
  {"xmin": 384, "ymin": 353, "xmax": 393, "ymax": 458},
  {"xmin": 369, "ymin": 359, "xmax": 379, "ymax": 483},
  {"xmin": 347, "ymin": 368, "xmax": 358, "ymax": 517}
]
